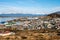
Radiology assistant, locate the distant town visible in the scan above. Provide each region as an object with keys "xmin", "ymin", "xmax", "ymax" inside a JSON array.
[{"xmin": 0, "ymin": 11, "xmax": 60, "ymax": 40}]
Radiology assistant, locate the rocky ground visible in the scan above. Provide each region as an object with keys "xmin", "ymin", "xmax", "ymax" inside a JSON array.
[{"xmin": 0, "ymin": 30, "xmax": 60, "ymax": 40}]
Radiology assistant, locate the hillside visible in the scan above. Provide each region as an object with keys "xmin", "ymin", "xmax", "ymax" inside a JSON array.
[{"xmin": 48, "ymin": 11, "xmax": 60, "ymax": 18}]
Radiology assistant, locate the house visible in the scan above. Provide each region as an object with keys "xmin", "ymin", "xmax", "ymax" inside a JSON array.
[
  {"xmin": 4, "ymin": 21, "xmax": 16, "ymax": 27},
  {"xmin": 0, "ymin": 24, "xmax": 6, "ymax": 29}
]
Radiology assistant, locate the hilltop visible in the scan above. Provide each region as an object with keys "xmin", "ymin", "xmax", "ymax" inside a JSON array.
[{"xmin": 47, "ymin": 11, "xmax": 60, "ymax": 18}]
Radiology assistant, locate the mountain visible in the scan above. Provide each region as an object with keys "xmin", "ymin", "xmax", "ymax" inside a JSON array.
[
  {"xmin": 0, "ymin": 13, "xmax": 46, "ymax": 17},
  {"xmin": 47, "ymin": 11, "xmax": 60, "ymax": 18}
]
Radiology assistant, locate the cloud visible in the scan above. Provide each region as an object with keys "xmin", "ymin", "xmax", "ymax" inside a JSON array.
[
  {"xmin": 0, "ymin": 5, "xmax": 44, "ymax": 14},
  {"xmin": 0, "ymin": 5, "xmax": 60, "ymax": 14},
  {"xmin": 47, "ymin": 7, "xmax": 60, "ymax": 13}
]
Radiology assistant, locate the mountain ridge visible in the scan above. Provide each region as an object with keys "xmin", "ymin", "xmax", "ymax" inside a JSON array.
[{"xmin": 0, "ymin": 13, "xmax": 46, "ymax": 17}]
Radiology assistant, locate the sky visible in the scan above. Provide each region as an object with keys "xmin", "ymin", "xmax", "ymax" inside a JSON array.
[{"xmin": 0, "ymin": 0, "xmax": 60, "ymax": 14}]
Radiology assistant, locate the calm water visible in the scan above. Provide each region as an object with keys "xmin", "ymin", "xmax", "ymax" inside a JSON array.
[{"xmin": 0, "ymin": 17, "xmax": 17, "ymax": 24}]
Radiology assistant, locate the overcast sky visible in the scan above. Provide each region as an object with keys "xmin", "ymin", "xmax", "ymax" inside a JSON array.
[{"xmin": 0, "ymin": 0, "xmax": 60, "ymax": 14}]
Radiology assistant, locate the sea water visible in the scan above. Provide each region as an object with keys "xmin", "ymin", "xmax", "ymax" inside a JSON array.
[{"xmin": 0, "ymin": 17, "xmax": 17, "ymax": 24}]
